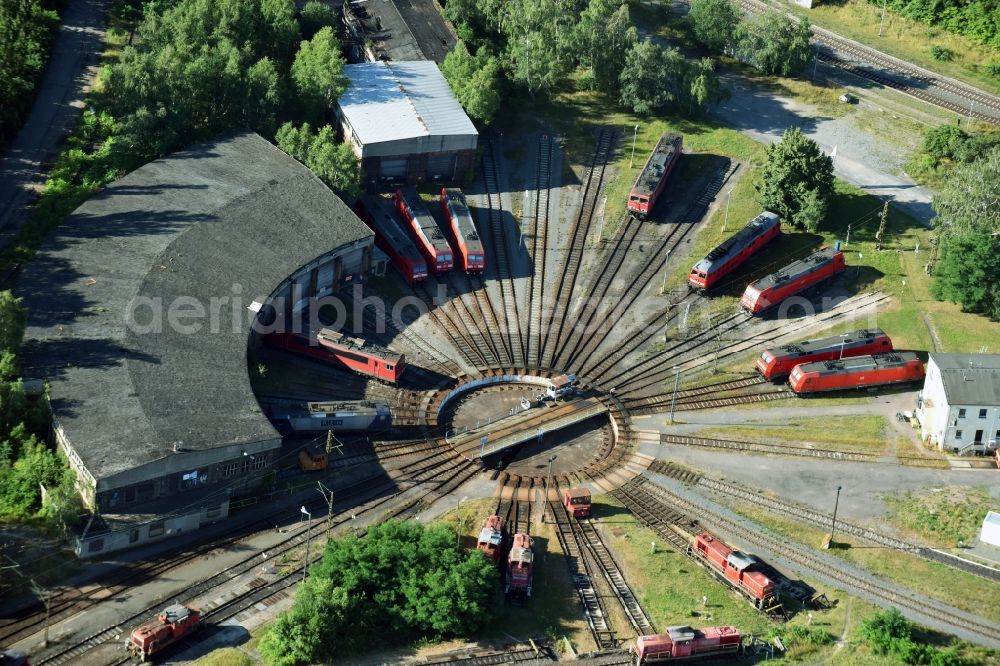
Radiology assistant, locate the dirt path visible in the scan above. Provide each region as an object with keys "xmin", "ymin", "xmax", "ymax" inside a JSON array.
[{"xmin": 0, "ymin": 0, "xmax": 106, "ymax": 253}]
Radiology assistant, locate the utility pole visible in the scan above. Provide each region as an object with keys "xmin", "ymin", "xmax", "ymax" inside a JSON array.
[
  {"xmin": 827, "ymin": 485, "xmax": 843, "ymax": 549},
  {"xmin": 878, "ymin": 0, "xmax": 888, "ymax": 36},
  {"xmin": 300, "ymin": 506, "xmax": 313, "ymax": 583},
  {"xmin": 29, "ymin": 579, "xmax": 52, "ymax": 648},
  {"xmin": 541, "ymin": 455, "xmax": 557, "ymax": 524},
  {"xmin": 722, "ymin": 188, "xmax": 734, "ymax": 233},
  {"xmin": 844, "ymin": 223, "xmax": 852, "ymax": 250},
  {"xmin": 660, "ymin": 249, "xmax": 672, "ymax": 294},
  {"xmin": 669, "ymin": 367, "xmax": 681, "ymax": 424},
  {"xmin": 317, "ymin": 481, "xmax": 336, "ymax": 537},
  {"xmin": 875, "ymin": 201, "xmax": 889, "ymax": 251},
  {"xmin": 630, "ymin": 124, "xmax": 639, "ymax": 168}
]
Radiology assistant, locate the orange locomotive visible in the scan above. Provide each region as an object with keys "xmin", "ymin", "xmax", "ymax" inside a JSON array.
[
  {"xmin": 634, "ymin": 625, "xmax": 742, "ymax": 664},
  {"xmin": 476, "ymin": 515, "xmax": 506, "ymax": 565},
  {"xmin": 627, "ymin": 133, "xmax": 683, "ymax": 219},
  {"xmin": 788, "ymin": 352, "xmax": 925, "ymax": 395},
  {"xmin": 688, "ymin": 212, "xmax": 780, "ymax": 291},
  {"xmin": 126, "ymin": 604, "xmax": 201, "ymax": 661},
  {"xmin": 505, "ymin": 533, "xmax": 534, "ymax": 599},
  {"xmin": 691, "ymin": 532, "xmax": 777, "ymax": 610},
  {"xmin": 562, "ymin": 487, "xmax": 591, "ymax": 518}
]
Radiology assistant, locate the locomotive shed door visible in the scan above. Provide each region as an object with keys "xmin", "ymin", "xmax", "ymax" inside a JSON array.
[
  {"xmin": 379, "ymin": 158, "xmax": 407, "ymax": 180},
  {"xmin": 427, "ymin": 154, "xmax": 456, "ymax": 180}
]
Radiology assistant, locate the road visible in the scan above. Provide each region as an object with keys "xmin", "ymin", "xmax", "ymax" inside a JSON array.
[
  {"xmin": 0, "ymin": 0, "xmax": 106, "ymax": 253},
  {"xmin": 711, "ymin": 73, "xmax": 937, "ymax": 227}
]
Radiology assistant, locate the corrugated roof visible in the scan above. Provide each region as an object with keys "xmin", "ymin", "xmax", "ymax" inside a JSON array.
[
  {"xmin": 339, "ymin": 61, "xmax": 477, "ymax": 146},
  {"xmin": 17, "ymin": 132, "xmax": 372, "ymax": 487},
  {"xmin": 930, "ymin": 353, "xmax": 1000, "ymax": 406}
]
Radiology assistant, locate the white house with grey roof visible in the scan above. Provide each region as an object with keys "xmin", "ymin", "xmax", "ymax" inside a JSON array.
[
  {"xmin": 916, "ymin": 353, "xmax": 1000, "ymax": 454},
  {"xmin": 336, "ymin": 61, "xmax": 478, "ymax": 188}
]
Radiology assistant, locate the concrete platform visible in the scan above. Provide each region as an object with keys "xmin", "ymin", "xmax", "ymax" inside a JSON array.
[{"xmin": 448, "ymin": 398, "xmax": 609, "ymax": 460}]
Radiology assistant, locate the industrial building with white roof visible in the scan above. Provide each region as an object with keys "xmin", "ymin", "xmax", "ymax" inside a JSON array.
[{"xmin": 336, "ymin": 61, "xmax": 478, "ymax": 188}]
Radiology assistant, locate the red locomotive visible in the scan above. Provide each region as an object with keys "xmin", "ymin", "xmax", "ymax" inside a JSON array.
[
  {"xmin": 562, "ymin": 487, "xmax": 592, "ymax": 518},
  {"xmin": 505, "ymin": 533, "xmax": 534, "ymax": 599},
  {"xmin": 628, "ymin": 133, "xmax": 683, "ymax": 219},
  {"xmin": 789, "ymin": 352, "xmax": 925, "ymax": 395},
  {"xmin": 396, "ymin": 187, "xmax": 453, "ymax": 273},
  {"xmin": 691, "ymin": 532, "xmax": 776, "ymax": 609},
  {"xmin": 264, "ymin": 328, "xmax": 405, "ymax": 383},
  {"xmin": 441, "ymin": 188, "xmax": 485, "ymax": 273},
  {"xmin": 756, "ymin": 329, "xmax": 893, "ymax": 380},
  {"xmin": 126, "ymin": 604, "xmax": 201, "ymax": 661},
  {"xmin": 634, "ymin": 625, "xmax": 742, "ymax": 664},
  {"xmin": 476, "ymin": 515, "xmax": 506, "ymax": 564},
  {"xmin": 740, "ymin": 246, "xmax": 846, "ymax": 315},
  {"xmin": 356, "ymin": 195, "xmax": 428, "ymax": 284},
  {"xmin": 688, "ymin": 212, "xmax": 780, "ymax": 290}
]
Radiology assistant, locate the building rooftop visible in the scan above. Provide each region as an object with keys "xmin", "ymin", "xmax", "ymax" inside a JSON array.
[
  {"xmin": 339, "ymin": 61, "xmax": 477, "ymax": 146},
  {"xmin": 17, "ymin": 132, "xmax": 372, "ymax": 485},
  {"xmin": 930, "ymin": 353, "xmax": 1000, "ymax": 406}
]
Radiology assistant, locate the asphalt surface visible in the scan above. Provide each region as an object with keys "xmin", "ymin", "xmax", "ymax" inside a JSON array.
[
  {"xmin": 710, "ymin": 72, "xmax": 936, "ymax": 227},
  {"xmin": 0, "ymin": 0, "xmax": 106, "ymax": 253}
]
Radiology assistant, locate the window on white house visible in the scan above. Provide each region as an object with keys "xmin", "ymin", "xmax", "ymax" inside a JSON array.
[
  {"xmin": 979, "ymin": 409, "xmax": 987, "ymax": 418},
  {"xmin": 958, "ymin": 408, "xmax": 966, "ymax": 418},
  {"xmin": 956, "ymin": 430, "xmax": 963, "ymax": 439}
]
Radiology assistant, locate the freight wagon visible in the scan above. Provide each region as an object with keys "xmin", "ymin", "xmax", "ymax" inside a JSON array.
[
  {"xmin": 689, "ymin": 212, "xmax": 781, "ymax": 291},
  {"xmin": 356, "ymin": 195, "xmax": 428, "ymax": 284},
  {"xmin": 634, "ymin": 626, "xmax": 742, "ymax": 664},
  {"xmin": 441, "ymin": 188, "xmax": 485, "ymax": 272},
  {"xmin": 396, "ymin": 187, "xmax": 452, "ymax": 273},
  {"xmin": 126, "ymin": 605, "xmax": 201, "ymax": 661},
  {"xmin": 264, "ymin": 328, "xmax": 404, "ymax": 383},
  {"xmin": 756, "ymin": 329, "xmax": 893, "ymax": 380},
  {"xmin": 268, "ymin": 399, "xmax": 393, "ymax": 434},
  {"xmin": 740, "ymin": 246, "xmax": 846, "ymax": 315},
  {"xmin": 789, "ymin": 352, "xmax": 925, "ymax": 395},
  {"xmin": 562, "ymin": 487, "xmax": 591, "ymax": 518},
  {"xmin": 628, "ymin": 133, "xmax": 683, "ymax": 219}
]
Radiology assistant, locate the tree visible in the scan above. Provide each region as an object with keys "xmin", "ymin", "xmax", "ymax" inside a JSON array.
[
  {"xmin": 275, "ymin": 122, "xmax": 361, "ymax": 202},
  {"xmin": 0, "ymin": 291, "xmax": 26, "ymax": 380},
  {"xmin": 932, "ymin": 231, "xmax": 1000, "ymax": 320},
  {"xmin": 291, "ymin": 26, "xmax": 348, "ymax": 125},
  {"xmin": 260, "ymin": 520, "xmax": 498, "ymax": 665},
  {"xmin": 502, "ymin": 0, "xmax": 576, "ymax": 97},
  {"xmin": 299, "ymin": 1, "xmax": 337, "ymax": 40},
  {"xmin": 931, "ymin": 146, "xmax": 1000, "ymax": 235},
  {"xmin": 754, "ymin": 127, "xmax": 834, "ymax": 232},
  {"xmin": 0, "ymin": 0, "xmax": 59, "ymax": 145},
  {"xmin": 575, "ymin": 0, "xmax": 637, "ymax": 94},
  {"xmin": 683, "ymin": 58, "xmax": 729, "ymax": 114},
  {"xmin": 619, "ymin": 39, "xmax": 686, "ymax": 114},
  {"xmin": 441, "ymin": 42, "xmax": 503, "ymax": 125},
  {"xmin": 688, "ymin": 0, "xmax": 740, "ymax": 53},
  {"xmin": 734, "ymin": 10, "xmax": 813, "ymax": 76}
]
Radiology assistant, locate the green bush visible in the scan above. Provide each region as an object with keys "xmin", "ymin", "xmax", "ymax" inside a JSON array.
[
  {"xmin": 859, "ymin": 608, "xmax": 967, "ymax": 665},
  {"xmin": 931, "ymin": 45, "xmax": 954, "ymax": 61}
]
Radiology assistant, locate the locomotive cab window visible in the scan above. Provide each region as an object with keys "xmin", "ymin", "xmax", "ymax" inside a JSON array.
[
  {"xmin": 386, "ymin": 363, "xmax": 393, "ymax": 370},
  {"xmin": 630, "ymin": 196, "xmax": 641, "ymax": 202}
]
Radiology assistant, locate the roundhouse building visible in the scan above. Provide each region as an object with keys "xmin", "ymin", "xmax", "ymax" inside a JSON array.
[
  {"xmin": 336, "ymin": 60, "xmax": 478, "ymax": 188},
  {"xmin": 17, "ymin": 132, "xmax": 376, "ymax": 557}
]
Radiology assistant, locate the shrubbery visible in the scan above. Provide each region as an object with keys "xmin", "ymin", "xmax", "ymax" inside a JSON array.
[
  {"xmin": 859, "ymin": 608, "xmax": 965, "ymax": 665},
  {"xmin": 258, "ymin": 520, "xmax": 498, "ymax": 665}
]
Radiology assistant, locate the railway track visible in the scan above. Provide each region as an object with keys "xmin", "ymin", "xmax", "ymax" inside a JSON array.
[
  {"xmin": 540, "ymin": 128, "xmax": 616, "ymax": 372},
  {"xmin": 738, "ymin": 0, "xmax": 1000, "ymax": 124},
  {"xmin": 452, "ymin": 270, "xmax": 512, "ymax": 369},
  {"xmin": 413, "ymin": 279, "xmax": 492, "ymax": 369},
  {"xmin": 631, "ymin": 477, "xmax": 1000, "ymax": 646},
  {"xmin": 482, "ymin": 140, "xmax": 527, "ymax": 369},
  {"xmin": 626, "ymin": 385, "xmax": 792, "ymax": 414},
  {"xmin": 646, "ymin": 460, "xmax": 1000, "ymax": 583},
  {"xmin": 527, "ymin": 134, "xmax": 554, "ymax": 369}
]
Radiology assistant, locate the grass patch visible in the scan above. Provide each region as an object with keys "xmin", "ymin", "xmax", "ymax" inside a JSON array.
[
  {"xmin": 778, "ymin": 0, "xmax": 1000, "ymax": 96},
  {"xmin": 724, "ymin": 500, "xmax": 1000, "ymax": 627},
  {"xmin": 698, "ymin": 415, "xmax": 891, "ymax": 452},
  {"xmin": 884, "ymin": 487, "xmax": 993, "ymax": 546},
  {"xmin": 194, "ymin": 648, "xmax": 255, "ymax": 666}
]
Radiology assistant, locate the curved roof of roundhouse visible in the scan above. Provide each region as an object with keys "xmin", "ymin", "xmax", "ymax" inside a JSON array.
[{"xmin": 17, "ymin": 132, "xmax": 371, "ymax": 483}]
